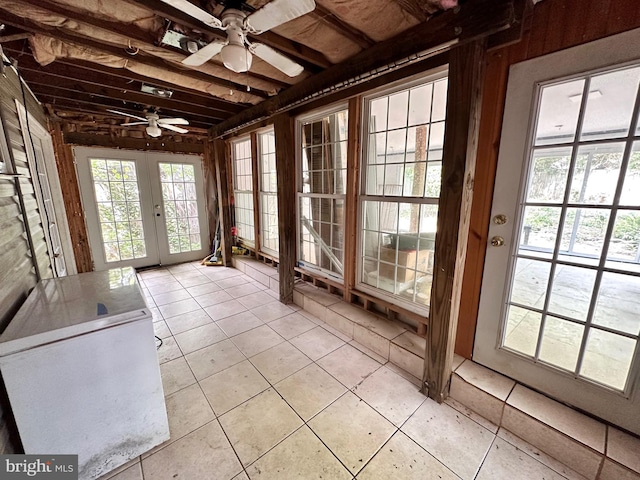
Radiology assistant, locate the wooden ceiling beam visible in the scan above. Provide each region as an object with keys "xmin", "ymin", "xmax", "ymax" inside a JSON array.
[
  {"xmin": 311, "ymin": 4, "xmax": 375, "ymax": 50},
  {"xmin": 3, "ymin": 45, "xmax": 243, "ymax": 114},
  {"xmin": 210, "ymin": 0, "xmax": 519, "ymax": 137},
  {"xmin": 0, "ymin": 9, "xmax": 270, "ymax": 99},
  {"xmin": 63, "ymin": 132, "xmax": 206, "ymax": 154},
  {"xmin": 390, "ymin": 0, "xmax": 442, "ymax": 22},
  {"xmin": 125, "ymin": 0, "xmax": 331, "ymax": 71},
  {"xmin": 29, "ymin": 0, "xmax": 290, "ymax": 91},
  {"xmin": 31, "ymin": 93, "xmax": 215, "ymax": 129},
  {"xmin": 19, "ymin": 70, "xmax": 228, "ymax": 121}
]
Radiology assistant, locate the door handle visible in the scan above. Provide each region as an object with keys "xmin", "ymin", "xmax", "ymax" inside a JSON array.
[{"xmin": 491, "ymin": 236, "xmax": 505, "ymax": 247}]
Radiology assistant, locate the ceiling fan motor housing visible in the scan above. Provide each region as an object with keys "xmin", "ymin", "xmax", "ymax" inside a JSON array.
[{"xmin": 221, "ymin": 9, "xmax": 253, "ymax": 73}]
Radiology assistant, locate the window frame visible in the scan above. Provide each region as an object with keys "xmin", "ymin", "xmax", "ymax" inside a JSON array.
[
  {"xmin": 356, "ymin": 66, "xmax": 449, "ymax": 315},
  {"xmin": 295, "ymin": 102, "xmax": 349, "ymax": 282},
  {"xmin": 257, "ymin": 127, "xmax": 279, "ymax": 257},
  {"xmin": 231, "ymin": 135, "xmax": 255, "ymax": 246}
]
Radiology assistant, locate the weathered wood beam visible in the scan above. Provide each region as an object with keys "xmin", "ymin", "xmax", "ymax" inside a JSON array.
[
  {"xmin": 16, "ymin": 0, "xmax": 289, "ymax": 91},
  {"xmin": 390, "ymin": 0, "xmax": 443, "ymax": 22},
  {"xmin": 210, "ymin": 0, "xmax": 517, "ymax": 137},
  {"xmin": 0, "ymin": 9, "xmax": 270, "ymax": 99},
  {"xmin": 311, "ymin": 5, "xmax": 375, "ymax": 49},
  {"xmin": 343, "ymin": 96, "xmax": 362, "ymax": 301},
  {"xmin": 125, "ymin": 0, "xmax": 330, "ymax": 71},
  {"xmin": 24, "ymin": 75, "xmax": 225, "ymax": 122},
  {"xmin": 22, "ymin": 73, "xmax": 227, "ymax": 122},
  {"xmin": 30, "ymin": 91, "xmax": 215, "ymax": 129},
  {"xmin": 3, "ymin": 46, "xmax": 243, "ymax": 115},
  {"xmin": 0, "ymin": 32, "xmax": 32, "ymax": 43},
  {"xmin": 423, "ymin": 39, "xmax": 487, "ymax": 401},
  {"xmin": 63, "ymin": 131, "xmax": 205, "ymax": 154},
  {"xmin": 50, "ymin": 123, "xmax": 93, "ymax": 273},
  {"xmin": 213, "ymin": 139, "xmax": 233, "ymax": 266},
  {"xmin": 203, "ymin": 142, "xmax": 219, "ymax": 250},
  {"xmin": 273, "ymin": 113, "xmax": 296, "ymax": 304}
]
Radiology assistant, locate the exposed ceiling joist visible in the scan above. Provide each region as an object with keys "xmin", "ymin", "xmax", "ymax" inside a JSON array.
[
  {"xmin": 0, "ymin": 10, "xmax": 271, "ymax": 100},
  {"xmin": 311, "ymin": 4, "xmax": 375, "ymax": 49},
  {"xmin": 3, "ymin": 47, "xmax": 244, "ymax": 115},
  {"xmin": 31, "ymin": 91, "xmax": 214, "ymax": 129},
  {"xmin": 210, "ymin": 0, "xmax": 518, "ymax": 137},
  {"xmin": 125, "ymin": 0, "xmax": 331, "ymax": 71},
  {"xmin": 20, "ymin": 73, "xmax": 228, "ymax": 122},
  {"xmin": 27, "ymin": 0, "xmax": 291, "ymax": 91}
]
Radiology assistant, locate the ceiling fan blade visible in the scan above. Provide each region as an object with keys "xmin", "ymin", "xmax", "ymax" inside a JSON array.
[
  {"xmin": 120, "ymin": 122, "xmax": 148, "ymax": 126},
  {"xmin": 106, "ymin": 109, "xmax": 147, "ymax": 122},
  {"xmin": 182, "ymin": 40, "xmax": 226, "ymax": 66},
  {"xmin": 161, "ymin": 124, "xmax": 189, "ymax": 134},
  {"xmin": 245, "ymin": 0, "xmax": 316, "ymax": 33},
  {"xmin": 250, "ymin": 43, "xmax": 304, "ymax": 77},
  {"xmin": 158, "ymin": 118, "xmax": 189, "ymax": 125},
  {"xmin": 159, "ymin": 0, "xmax": 223, "ymax": 30}
]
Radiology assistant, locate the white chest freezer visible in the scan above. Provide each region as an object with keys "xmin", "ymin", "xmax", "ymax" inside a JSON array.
[{"xmin": 0, "ymin": 267, "xmax": 169, "ymax": 480}]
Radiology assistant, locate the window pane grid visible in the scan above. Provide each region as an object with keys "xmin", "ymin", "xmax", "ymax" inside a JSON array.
[
  {"xmin": 90, "ymin": 159, "xmax": 147, "ymax": 263},
  {"xmin": 232, "ymin": 138, "xmax": 255, "ymax": 244},
  {"xmin": 159, "ymin": 163, "xmax": 202, "ymax": 254},
  {"xmin": 503, "ymin": 64, "xmax": 640, "ymax": 392},
  {"xmin": 298, "ymin": 109, "xmax": 348, "ymax": 276},
  {"xmin": 360, "ymin": 76, "xmax": 446, "ymax": 310},
  {"xmin": 259, "ymin": 130, "xmax": 278, "ymax": 254}
]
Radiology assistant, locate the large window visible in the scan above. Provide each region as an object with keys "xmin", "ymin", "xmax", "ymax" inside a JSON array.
[
  {"xmin": 359, "ymin": 71, "xmax": 448, "ymax": 313},
  {"xmin": 297, "ymin": 107, "xmax": 348, "ymax": 279},
  {"xmin": 258, "ymin": 129, "xmax": 279, "ymax": 255},
  {"xmin": 232, "ymin": 137, "xmax": 255, "ymax": 245}
]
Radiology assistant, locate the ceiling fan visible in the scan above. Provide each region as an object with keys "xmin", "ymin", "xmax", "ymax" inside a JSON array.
[
  {"xmin": 161, "ymin": 0, "xmax": 316, "ymax": 77},
  {"xmin": 107, "ymin": 109, "xmax": 189, "ymax": 137}
]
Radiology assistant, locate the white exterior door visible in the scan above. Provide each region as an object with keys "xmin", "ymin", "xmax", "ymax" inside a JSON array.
[
  {"xmin": 75, "ymin": 147, "xmax": 209, "ymax": 270},
  {"xmin": 16, "ymin": 102, "xmax": 75, "ymax": 276},
  {"xmin": 474, "ymin": 29, "xmax": 640, "ymax": 435}
]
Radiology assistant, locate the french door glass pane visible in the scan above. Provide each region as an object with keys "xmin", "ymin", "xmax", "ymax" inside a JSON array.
[
  {"xmin": 502, "ymin": 65, "xmax": 640, "ymax": 392},
  {"xmin": 159, "ymin": 163, "xmax": 202, "ymax": 254},
  {"xmin": 90, "ymin": 159, "xmax": 146, "ymax": 262}
]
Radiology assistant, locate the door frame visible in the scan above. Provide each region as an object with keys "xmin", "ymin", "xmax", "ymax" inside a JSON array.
[{"xmin": 473, "ymin": 28, "xmax": 640, "ymax": 434}]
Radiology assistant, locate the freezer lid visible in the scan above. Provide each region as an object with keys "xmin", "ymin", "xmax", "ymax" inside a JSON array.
[{"xmin": 0, "ymin": 267, "xmax": 150, "ymax": 356}]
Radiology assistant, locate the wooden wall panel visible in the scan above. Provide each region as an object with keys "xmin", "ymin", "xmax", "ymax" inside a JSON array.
[{"xmin": 456, "ymin": 0, "xmax": 640, "ymax": 358}]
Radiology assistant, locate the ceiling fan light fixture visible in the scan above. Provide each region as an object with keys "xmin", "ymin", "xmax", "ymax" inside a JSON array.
[
  {"xmin": 221, "ymin": 43, "xmax": 252, "ymax": 73},
  {"xmin": 146, "ymin": 125, "xmax": 162, "ymax": 138}
]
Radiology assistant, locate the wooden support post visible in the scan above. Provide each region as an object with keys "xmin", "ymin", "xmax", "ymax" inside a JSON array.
[
  {"xmin": 213, "ymin": 139, "xmax": 232, "ymax": 267},
  {"xmin": 273, "ymin": 113, "xmax": 296, "ymax": 304},
  {"xmin": 424, "ymin": 40, "xmax": 487, "ymax": 402},
  {"xmin": 50, "ymin": 122, "xmax": 93, "ymax": 273},
  {"xmin": 250, "ymin": 132, "xmax": 261, "ymax": 253},
  {"xmin": 343, "ymin": 96, "xmax": 362, "ymax": 301},
  {"xmin": 203, "ymin": 142, "xmax": 219, "ymax": 252}
]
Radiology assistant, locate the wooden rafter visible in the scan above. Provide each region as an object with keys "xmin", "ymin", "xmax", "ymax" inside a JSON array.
[
  {"xmin": 20, "ymin": 71, "xmax": 228, "ymax": 121},
  {"xmin": 26, "ymin": 83, "xmax": 219, "ymax": 127},
  {"xmin": 211, "ymin": 0, "xmax": 518, "ymax": 136},
  {"xmin": 0, "ymin": 9, "xmax": 271, "ymax": 100},
  {"xmin": 3, "ymin": 46, "xmax": 243, "ymax": 115},
  {"xmin": 125, "ymin": 0, "xmax": 331, "ymax": 71},
  {"xmin": 311, "ymin": 4, "xmax": 375, "ymax": 50},
  {"xmin": 390, "ymin": 0, "xmax": 443, "ymax": 22},
  {"xmin": 27, "ymin": 0, "xmax": 292, "ymax": 91}
]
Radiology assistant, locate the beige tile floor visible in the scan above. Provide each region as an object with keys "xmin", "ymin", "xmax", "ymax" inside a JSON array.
[{"xmin": 101, "ymin": 261, "xmax": 585, "ymax": 480}]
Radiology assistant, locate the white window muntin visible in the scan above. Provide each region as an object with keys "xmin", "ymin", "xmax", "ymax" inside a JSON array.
[
  {"xmin": 296, "ymin": 103, "xmax": 349, "ymax": 281},
  {"xmin": 357, "ymin": 67, "xmax": 448, "ymax": 315}
]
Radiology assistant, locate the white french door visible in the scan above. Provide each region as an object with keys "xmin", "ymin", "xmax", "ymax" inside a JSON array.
[
  {"xmin": 474, "ymin": 29, "xmax": 640, "ymax": 435},
  {"xmin": 75, "ymin": 147, "xmax": 209, "ymax": 270}
]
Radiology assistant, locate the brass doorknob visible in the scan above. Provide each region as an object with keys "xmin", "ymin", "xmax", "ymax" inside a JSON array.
[{"xmin": 491, "ymin": 236, "xmax": 505, "ymax": 247}]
